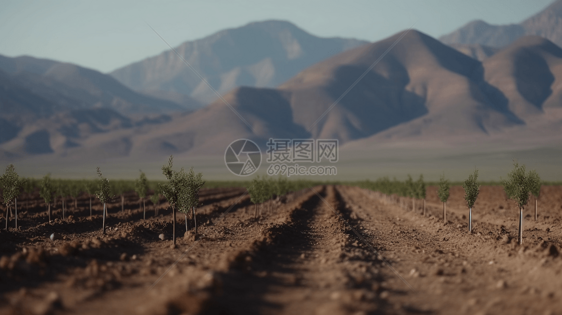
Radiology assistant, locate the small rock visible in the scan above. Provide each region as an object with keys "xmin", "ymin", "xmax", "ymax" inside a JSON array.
[
  {"xmin": 120, "ymin": 253, "xmax": 128, "ymax": 261},
  {"xmin": 50, "ymin": 233, "xmax": 57, "ymax": 241},
  {"xmin": 131, "ymin": 255, "xmax": 137, "ymax": 261},
  {"xmin": 496, "ymin": 280, "xmax": 507, "ymax": 289},
  {"xmin": 159, "ymin": 234, "xmax": 165, "ymax": 241}
]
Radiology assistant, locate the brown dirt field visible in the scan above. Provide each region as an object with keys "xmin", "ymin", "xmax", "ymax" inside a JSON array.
[{"xmin": 1, "ymin": 185, "xmax": 562, "ymax": 315}]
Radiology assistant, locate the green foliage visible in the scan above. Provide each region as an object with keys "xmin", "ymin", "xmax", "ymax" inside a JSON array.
[
  {"xmin": 503, "ymin": 162, "xmax": 539, "ymax": 209},
  {"xmin": 150, "ymin": 186, "xmax": 161, "ymax": 205},
  {"xmin": 415, "ymin": 174, "xmax": 426, "ymax": 199},
  {"xmin": 134, "ymin": 170, "xmax": 149, "ymax": 199},
  {"xmin": 0, "ymin": 164, "xmax": 24, "ymax": 207},
  {"xmin": 528, "ymin": 170, "xmax": 542, "ymax": 199},
  {"xmin": 178, "ymin": 167, "xmax": 205, "ymax": 214},
  {"xmin": 158, "ymin": 156, "xmax": 204, "ymax": 214},
  {"xmin": 83, "ymin": 179, "xmax": 97, "ymax": 196},
  {"xmin": 95, "ymin": 167, "xmax": 114, "ymax": 203},
  {"xmin": 405, "ymin": 175, "xmax": 415, "ymax": 198},
  {"xmin": 39, "ymin": 174, "xmax": 55, "ymax": 204},
  {"xmin": 463, "ymin": 170, "xmax": 480, "ymax": 209},
  {"xmin": 247, "ymin": 175, "xmax": 265, "ymax": 205},
  {"xmin": 437, "ymin": 174, "xmax": 450, "ymax": 203}
]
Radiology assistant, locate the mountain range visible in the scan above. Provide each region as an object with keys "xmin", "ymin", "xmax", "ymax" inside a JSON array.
[
  {"xmin": 109, "ymin": 20, "xmax": 368, "ymax": 104},
  {"xmin": 441, "ymin": 0, "xmax": 562, "ymax": 52}
]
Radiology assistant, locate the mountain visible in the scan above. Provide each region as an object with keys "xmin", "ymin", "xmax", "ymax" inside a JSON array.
[
  {"xmin": 109, "ymin": 20, "xmax": 368, "ymax": 104},
  {"xmin": 0, "ymin": 55, "xmax": 186, "ymax": 155},
  {"xmin": 448, "ymin": 43, "xmax": 500, "ymax": 61},
  {"xmin": 440, "ymin": 0, "xmax": 562, "ymax": 49},
  {"xmin": 4, "ymin": 30, "xmax": 562, "ymax": 161},
  {"xmin": 0, "ymin": 55, "xmax": 191, "ymax": 117},
  {"xmin": 119, "ymin": 30, "xmax": 535, "ymax": 156}
]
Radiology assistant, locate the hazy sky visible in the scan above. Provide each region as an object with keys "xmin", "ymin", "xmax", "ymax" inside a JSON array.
[{"xmin": 0, "ymin": 0, "xmax": 554, "ymax": 73}]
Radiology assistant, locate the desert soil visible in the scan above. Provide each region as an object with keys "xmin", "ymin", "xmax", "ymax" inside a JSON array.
[{"xmin": 1, "ymin": 185, "xmax": 562, "ymax": 315}]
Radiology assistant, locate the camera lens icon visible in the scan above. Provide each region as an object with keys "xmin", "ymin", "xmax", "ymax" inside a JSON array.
[{"xmin": 224, "ymin": 139, "xmax": 261, "ymax": 176}]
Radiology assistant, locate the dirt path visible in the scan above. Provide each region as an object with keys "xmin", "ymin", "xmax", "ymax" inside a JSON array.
[{"xmin": 338, "ymin": 185, "xmax": 562, "ymax": 315}]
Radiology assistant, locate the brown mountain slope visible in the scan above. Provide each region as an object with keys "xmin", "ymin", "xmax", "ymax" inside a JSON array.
[
  {"xmin": 125, "ymin": 30, "xmax": 525, "ymax": 156},
  {"xmin": 483, "ymin": 35, "xmax": 562, "ymax": 120}
]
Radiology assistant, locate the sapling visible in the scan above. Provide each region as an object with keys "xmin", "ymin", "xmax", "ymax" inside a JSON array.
[
  {"xmin": 503, "ymin": 162, "xmax": 537, "ymax": 245},
  {"xmin": 69, "ymin": 184, "xmax": 80, "ymax": 212},
  {"xmin": 159, "ymin": 155, "xmax": 191, "ymax": 247},
  {"xmin": 528, "ymin": 171, "xmax": 541, "ymax": 221},
  {"xmin": 83, "ymin": 180, "xmax": 96, "ymax": 217},
  {"xmin": 150, "ymin": 188, "xmax": 160, "ymax": 216},
  {"xmin": 40, "ymin": 174, "xmax": 55, "ymax": 222},
  {"xmin": 134, "ymin": 170, "xmax": 149, "ymax": 220},
  {"xmin": 95, "ymin": 168, "xmax": 114, "ymax": 234},
  {"xmin": 416, "ymin": 175, "xmax": 426, "ymax": 215},
  {"xmin": 437, "ymin": 174, "xmax": 450, "ymax": 223},
  {"xmin": 247, "ymin": 176, "xmax": 265, "ymax": 219},
  {"xmin": 405, "ymin": 175, "xmax": 415, "ymax": 211},
  {"xmin": 462, "ymin": 170, "xmax": 480, "ymax": 233},
  {"xmin": 178, "ymin": 167, "xmax": 204, "ymax": 238},
  {"xmin": 0, "ymin": 165, "xmax": 23, "ymax": 230}
]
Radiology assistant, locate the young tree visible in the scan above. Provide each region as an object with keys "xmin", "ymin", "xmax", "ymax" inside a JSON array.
[
  {"xmin": 416, "ymin": 175, "xmax": 426, "ymax": 215},
  {"xmin": 112, "ymin": 181, "xmax": 126, "ymax": 212},
  {"xmin": 528, "ymin": 170, "xmax": 542, "ymax": 222},
  {"xmin": 405, "ymin": 175, "xmax": 415, "ymax": 211},
  {"xmin": 56, "ymin": 181, "xmax": 69, "ymax": 219},
  {"xmin": 179, "ymin": 167, "xmax": 205, "ymax": 238},
  {"xmin": 21, "ymin": 178, "xmax": 36, "ymax": 210},
  {"xmin": 83, "ymin": 180, "xmax": 97, "ymax": 218},
  {"xmin": 134, "ymin": 170, "xmax": 149, "ymax": 220},
  {"xmin": 503, "ymin": 162, "xmax": 537, "ymax": 245},
  {"xmin": 437, "ymin": 174, "xmax": 450, "ymax": 223},
  {"xmin": 150, "ymin": 187, "xmax": 161, "ymax": 216},
  {"xmin": 40, "ymin": 174, "xmax": 55, "ymax": 222},
  {"xmin": 68, "ymin": 183, "xmax": 80, "ymax": 212},
  {"xmin": 247, "ymin": 176, "xmax": 265, "ymax": 219},
  {"xmin": 159, "ymin": 155, "xmax": 190, "ymax": 247},
  {"xmin": 95, "ymin": 168, "xmax": 114, "ymax": 234},
  {"xmin": 1, "ymin": 165, "xmax": 23, "ymax": 230},
  {"xmin": 463, "ymin": 170, "xmax": 480, "ymax": 233}
]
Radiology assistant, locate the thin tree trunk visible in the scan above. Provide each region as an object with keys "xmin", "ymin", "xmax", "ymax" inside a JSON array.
[
  {"xmin": 15, "ymin": 198, "xmax": 17, "ymax": 229},
  {"xmin": 193, "ymin": 207, "xmax": 197, "ymax": 238},
  {"xmin": 48, "ymin": 203, "xmax": 51, "ymax": 222},
  {"xmin": 535, "ymin": 198, "xmax": 538, "ymax": 221},
  {"xmin": 443, "ymin": 202, "xmax": 446, "ymax": 223},
  {"xmin": 172, "ymin": 205, "xmax": 176, "ymax": 246},
  {"xmin": 143, "ymin": 200, "xmax": 146, "ymax": 220},
  {"xmin": 185, "ymin": 214, "xmax": 188, "ymax": 232},
  {"xmin": 5, "ymin": 205, "xmax": 9, "ymax": 230},
  {"xmin": 519, "ymin": 207, "xmax": 523, "ymax": 245},
  {"xmin": 102, "ymin": 203, "xmax": 106, "ymax": 234},
  {"xmin": 423, "ymin": 199, "xmax": 426, "ymax": 216},
  {"xmin": 469, "ymin": 207, "xmax": 472, "ymax": 233},
  {"xmin": 121, "ymin": 195, "xmax": 124, "ymax": 212}
]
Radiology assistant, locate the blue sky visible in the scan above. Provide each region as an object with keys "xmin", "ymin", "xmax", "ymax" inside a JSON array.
[{"xmin": 0, "ymin": 0, "xmax": 554, "ymax": 73}]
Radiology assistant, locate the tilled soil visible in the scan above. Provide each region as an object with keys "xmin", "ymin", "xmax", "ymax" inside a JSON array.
[{"xmin": 1, "ymin": 185, "xmax": 562, "ymax": 315}]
